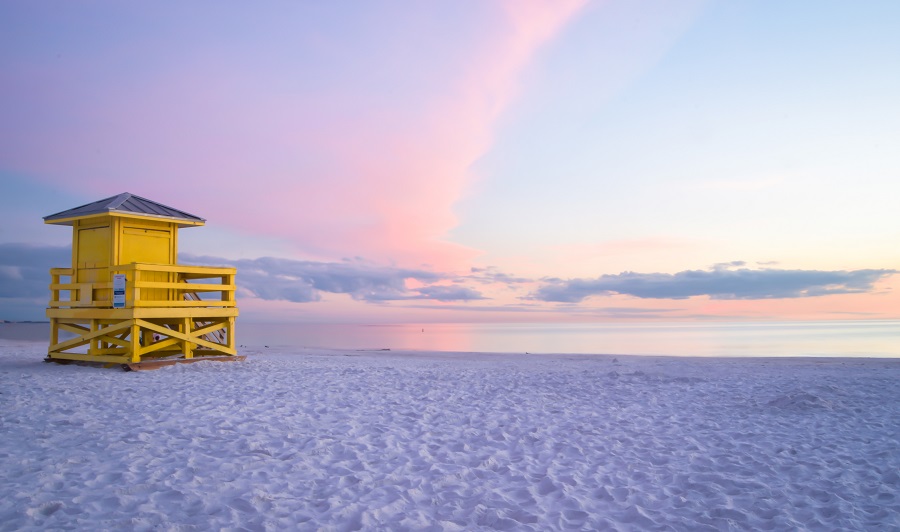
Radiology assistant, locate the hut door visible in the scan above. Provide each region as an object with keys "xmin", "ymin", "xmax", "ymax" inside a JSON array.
[{"xmin": 120, "ymin": 228, "xmax": 172, "ymax": 303}]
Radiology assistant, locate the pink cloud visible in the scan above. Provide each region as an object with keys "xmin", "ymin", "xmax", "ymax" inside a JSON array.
[{"xmin": 3, "ymin": 2, "xmax": 586, "ymax": 272}]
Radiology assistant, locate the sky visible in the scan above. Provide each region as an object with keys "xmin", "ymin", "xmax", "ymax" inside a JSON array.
[{"xmin": 1, "ymin": 1, "xmax": 898, "ymax": 324}]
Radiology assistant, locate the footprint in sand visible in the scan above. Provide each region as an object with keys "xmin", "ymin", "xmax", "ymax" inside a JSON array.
[{"xmin": 29, "ymin": 501, "xmax": 64, "ymax": 518}]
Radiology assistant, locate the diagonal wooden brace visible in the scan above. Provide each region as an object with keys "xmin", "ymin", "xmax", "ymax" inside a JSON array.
[
  {"xmin": 51, "ymin": 320, "xmax": 133, "ymax": 352},
  {"xmin": 135, "ymin": 320, "xmax": 235, "ymax": 355}
]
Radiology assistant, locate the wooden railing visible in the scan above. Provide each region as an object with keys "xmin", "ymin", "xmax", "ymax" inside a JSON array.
[{"xmin": 49, "ymin": 263, "xmax": 237, "ymax": 309}]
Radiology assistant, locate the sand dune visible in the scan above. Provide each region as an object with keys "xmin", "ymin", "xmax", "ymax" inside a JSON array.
[{"xmin": 1, "ymin": 341, "xmax": 898, "ymax": 530}]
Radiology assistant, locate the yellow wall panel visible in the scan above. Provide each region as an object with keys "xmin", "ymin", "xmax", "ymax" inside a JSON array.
[
  {"xmin": 120, "ymin": 227, "xmax": 171, "ymax": 265},
  {"xmin": 76, "ymin": 225, "xmax": 111, "ymax": 302},
  {"xmin": 76, "ymin": 226, "xmax": 110, "ymax": 268}
]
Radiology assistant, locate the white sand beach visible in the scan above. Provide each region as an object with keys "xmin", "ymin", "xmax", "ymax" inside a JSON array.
[{"xmin": 1, "ymin": 339, "xmax": 898, "ymax": 531}]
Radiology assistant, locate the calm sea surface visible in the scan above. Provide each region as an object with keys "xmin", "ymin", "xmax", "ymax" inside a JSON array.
[
  {"xmin": 3, "ymin": 320, "xmax": 897, "ymax": 358},
  {"xmin": 236, "ymin": 320, "xmax": 899, "ymax": 358}
]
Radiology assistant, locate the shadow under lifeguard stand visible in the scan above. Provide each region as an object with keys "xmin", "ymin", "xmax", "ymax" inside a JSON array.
[{"xmin": 44, "ymin": 193, "xmax": 241, "ymax": 370}]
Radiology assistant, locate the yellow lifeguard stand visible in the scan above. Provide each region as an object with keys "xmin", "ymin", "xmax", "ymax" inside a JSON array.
[{"xmin": 44, "ymin": 193, "xmax": 240, "ymax": 369}]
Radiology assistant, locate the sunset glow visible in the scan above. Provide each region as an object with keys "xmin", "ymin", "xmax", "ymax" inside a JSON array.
[{"xmin": 1, "ymin": 1, "xmax": 898, "ymax": 323}]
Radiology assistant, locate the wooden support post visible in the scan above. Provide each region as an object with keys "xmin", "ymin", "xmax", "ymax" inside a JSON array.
[
  {"xmin": 90, "ymin": 319, "xmax": 99, "ymax": 356},
  {"xmin": 100, "ymin": 322, "xmax": 108, "ymax": 351},
  {"xmin": 129, "ymin": 321, "xmax": 141, "ymax": 363},
  {"xmin": 182, "ymin": 317, "xmax": 193, "ymax": 359},
  {"xmin": 50, "ymin": 319, "xmax": 59, "ymax": 351}
]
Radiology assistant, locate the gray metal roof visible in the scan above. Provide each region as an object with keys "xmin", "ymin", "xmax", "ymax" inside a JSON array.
[{"xmin": 44, "ymin": 192, "xmax": 206, "ymax": 226}]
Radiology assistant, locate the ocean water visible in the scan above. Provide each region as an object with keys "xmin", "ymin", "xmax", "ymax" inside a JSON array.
[
  {"xmin": 237, "ymin": 320, "xmax": 900, "ymax": 358},
  {"xmin": 4, "ymin": 320, "xmax": 897, "ymax": 358}
]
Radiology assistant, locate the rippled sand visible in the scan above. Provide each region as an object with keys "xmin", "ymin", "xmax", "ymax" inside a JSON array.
[{"xmin": 1, "ymin": 342, "xmax": 898, "ymax": 530}]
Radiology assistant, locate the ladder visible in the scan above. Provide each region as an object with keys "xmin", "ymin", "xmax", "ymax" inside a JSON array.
[{"xmin": 182, "ymin": 291, "xmax": 228, "ymax": 345}]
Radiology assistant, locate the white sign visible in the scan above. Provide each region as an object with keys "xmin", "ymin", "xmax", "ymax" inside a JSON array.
[{"xmin": 113, "ymin": 274, "xmax": 127, "ymax": 308}]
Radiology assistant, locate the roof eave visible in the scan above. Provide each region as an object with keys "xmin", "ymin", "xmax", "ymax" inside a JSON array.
[{"xmin": 44, "ymin": 211, "xmax": 206, "ymax": 227}]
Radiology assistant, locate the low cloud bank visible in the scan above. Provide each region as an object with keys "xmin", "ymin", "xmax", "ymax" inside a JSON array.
[
  {"xmin": 182, "ymin": 254, "xmax": 484, "ymax": 303},
  {"xmin": 532, "ymin": 265, "xmax": 897, "ymax": 302},
  {"xmin": 0, "ymin": 245, "xmax": 488, "ymax": 305},
  {"xmin": 0, "ymin": 243, "xmax": 69, "ymax": 298},
  {"xmin": 2, "ymin": 244, "xmax": 895, "ymax": 314},
  {"xmin": 467, "ymin": 266, "xmax": 532, "ymax": 286}
]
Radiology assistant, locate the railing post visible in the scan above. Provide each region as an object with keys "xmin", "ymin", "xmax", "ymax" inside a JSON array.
[
  {"xmin": 130, "ymin": 268, "xmax": 138, "ymax": 308},
  {"xmin": 223, "ymin": 273, "xmax": 233, "ymax": 303},
  {"xmin": 49, "ymin": 270, "xmax": 58, "ymax": 305},
  {"xmin": 171, "ymin": 271, "xmax": 179, "ymax": 303}
]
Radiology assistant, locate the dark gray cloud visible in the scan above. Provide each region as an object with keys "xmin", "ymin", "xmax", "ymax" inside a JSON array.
[
  {"xmin": 531, "ymin": 266, "xmax": 898, "ymax": 302},
  {"xmin": 0, "ymin": 243, "xmax": 69, "ymax": 298},
  {"xmin": 182, "ymin": 254, "xmax": 483, "ymax": 303}
]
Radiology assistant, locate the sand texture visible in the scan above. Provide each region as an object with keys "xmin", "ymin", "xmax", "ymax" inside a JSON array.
[{"xmin": 1, "ymin": 342, "xmax": 898, "ymax": 531}]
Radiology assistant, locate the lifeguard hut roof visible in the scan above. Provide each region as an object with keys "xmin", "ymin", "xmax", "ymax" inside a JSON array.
[{"xmin": 43, "ymin": 192, "xmax": 206, "ymax": 227}]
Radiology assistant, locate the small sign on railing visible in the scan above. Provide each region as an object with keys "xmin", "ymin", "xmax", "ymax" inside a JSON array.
[{"xmin": 113, "ymin": 274, "xmax": 126, "ymax": 308}]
